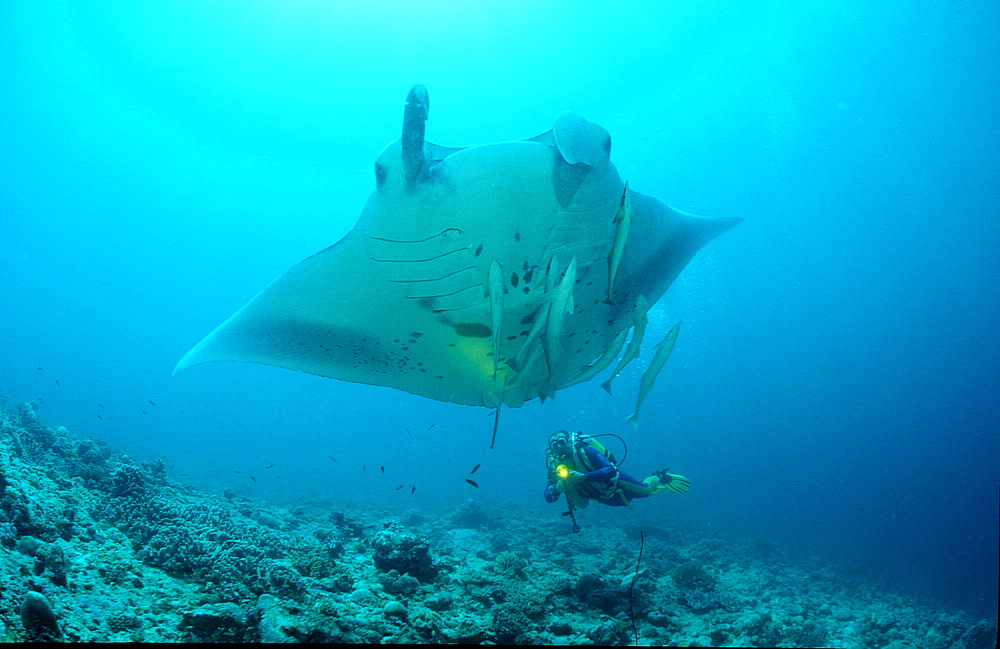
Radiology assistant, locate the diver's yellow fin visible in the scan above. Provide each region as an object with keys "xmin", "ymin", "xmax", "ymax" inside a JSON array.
[{"xmin": 663, "ymin": 473, "xmax": 691, "ymax": 494}]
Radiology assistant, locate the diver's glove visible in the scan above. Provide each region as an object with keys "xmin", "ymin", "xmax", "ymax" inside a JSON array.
[
  {"xmin": 653, "ymin": 469, "xmax": 691, "ymax": 494},
  {"xmin": 554, "ymin": 473, "xmax": 583, "ymax": 492}
]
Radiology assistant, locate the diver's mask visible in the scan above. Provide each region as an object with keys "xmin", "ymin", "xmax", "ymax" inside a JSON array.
[{"xmin": 546, "ymin": 430, "xmax": 574, "ymax": 468}]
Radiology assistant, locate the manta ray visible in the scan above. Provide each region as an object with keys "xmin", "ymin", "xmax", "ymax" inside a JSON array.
[{"xmin": 175, "ymin": 85, "xmax": 740, "ymax": 438}]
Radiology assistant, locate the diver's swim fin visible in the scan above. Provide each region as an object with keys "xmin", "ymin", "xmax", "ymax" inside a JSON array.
[
  {"xmin": 652, "ymin": 469, "xmax": 691, "ymax": 494},
  {"xmin": 662, "ymin": 473, "xmax": 691, "ymax": 494}
]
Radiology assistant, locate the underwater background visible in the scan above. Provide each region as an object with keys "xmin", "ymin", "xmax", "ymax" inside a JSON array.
[{"xmin": 1, "ymin": 0, "xmax": 996, "ymax": 634}]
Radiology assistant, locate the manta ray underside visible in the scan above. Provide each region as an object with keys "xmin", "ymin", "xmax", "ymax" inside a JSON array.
[{"xmin": 174, "ymin": 85, "xmax": 741, "ymax": 434}]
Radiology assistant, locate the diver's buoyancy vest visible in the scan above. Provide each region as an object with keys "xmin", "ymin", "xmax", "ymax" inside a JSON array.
[{"xmin": 572, "ymin": 435, "xmax": 619, "ymax": 500}]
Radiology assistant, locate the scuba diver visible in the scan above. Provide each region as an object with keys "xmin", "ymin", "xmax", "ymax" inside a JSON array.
[{"xmin": 544, "ymin": 430, "xmax": 690, "ymax": 516}]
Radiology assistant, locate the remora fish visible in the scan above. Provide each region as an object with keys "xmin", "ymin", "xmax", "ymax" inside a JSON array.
[
  {"xmin": 606, "ymin": 182, "xmax": 631, "ymax": 304},
  {"xmin": 600, "ymin": 294, "xmax": 648, "ymax": 394},
  {"xmin": 625, "ymin": 321, "xmax": 681, "ymax": 428},
  {"xmin": 558, "ymin": 327, "xmax": 629, "ymax": 390},
  {"xmin": 543, "ymin": 257, "xmax": 577, "ymax": 383},
  {"xmin": 487, "ymin": 260, "xmax": 504, "ymax": 380}
]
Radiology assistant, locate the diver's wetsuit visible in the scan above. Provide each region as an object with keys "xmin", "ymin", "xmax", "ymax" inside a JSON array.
[{"xmin": 544, "ymin": 444, "xmax": 654, "ymax": 507}]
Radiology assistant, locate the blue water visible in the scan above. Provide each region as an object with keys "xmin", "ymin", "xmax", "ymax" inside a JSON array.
[{"xmin": 1, "ymin": 0, "xmax": 996, "ymax": 618}]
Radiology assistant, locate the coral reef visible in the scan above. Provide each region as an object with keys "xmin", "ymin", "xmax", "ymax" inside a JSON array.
[
  {"xmin": 20, "ymin": 591, "xmax": 60, "ymax": 641},
  {"xmin": 0, "ymin": 398, "xmax": 995, "ymax": 645},
  {"xmin": 491, "ymin": 602, "xmax": 533, "ymax": 642},
  {"xmin": 370, "ymin": 527, "xmax": 438, "ymax": 581}
]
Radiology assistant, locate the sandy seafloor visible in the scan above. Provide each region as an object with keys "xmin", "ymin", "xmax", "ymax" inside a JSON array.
[{"xmin": 0, "ymin": 398, "xmax": 994, "ymax": 647}]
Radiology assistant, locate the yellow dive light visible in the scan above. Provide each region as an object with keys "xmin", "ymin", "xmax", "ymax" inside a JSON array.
[{"xmin": 556, "ymin": 464, "xmax": 570, "ymax": 480}]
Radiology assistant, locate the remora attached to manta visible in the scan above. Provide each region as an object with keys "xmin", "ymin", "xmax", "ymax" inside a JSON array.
[{"xmin": 174, "ymin": 85, "xmax": 741, "ymax": 418}]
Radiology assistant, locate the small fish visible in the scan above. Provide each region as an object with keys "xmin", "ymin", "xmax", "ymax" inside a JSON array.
[
  {"xmin": 601, "ymin": 294, "xmax": 648, "ymax": 395},
  {"xmin": 470, "ymin": 463, "xmax": 481, "ymax": 474},
  {"xmin": 488, "ymin": 260, "xmax": 504, "ymax": 379},
  {"xmin": 97, "ymin": 415, "xmax": 103, "ymax": 420},
  {"xmin": 99, "ymin": 404, "xmax": 105, "ymax": 408},
  {"xmin": 380, "ymin": 466, "xmax": 385, "ymax": 474},
  {"xmin": 265, "ymin": 463, "xmax": 275, "ymax": 469},
  {"xmin": 250, "ymin": 476, "xmax": 257, "ymax": 483},
  {"xmin": 235, "ymin": 470, "xmax": 242, "ymax": 473},
  {"xmin": 141, "ymin": 410, "xmax": 148, "ymax": 415},
  {"xmin": 558, "ymin": 327, "xmax": 628, "ymax": 391},
  {"xmin": 543, "ymin": 256, "xmax": 577, "ymax": 381},
  {"xmin": 411, "ymin": 485, "xmax": 416, "ymax": 495},
  {"xmin": 328, "ymin": 455, "xmax": 338, "ymax": 463},
  {"xmin": 395, "ymin": 485, "xmax": 405, "ymax": 491},
  {"xmin": 426, "ymin": 424, "xmax": 435, "ymax": 430},
  {"xmin": 606, "ymin": 182, "xmax": 632, "ymax": 304},
  {"xmin": 465, "ymin": 478, "xmax": 479, "ymax": 488},
  {"xmin": 148, "ymin": 400, "xmax": 156, "ymax": 406},
  {"xmin": 363, "ymin": 465, "xmax": 367, "ymax": 472},
  {"xmin": 36, "ymin": 367, "xmax": 43, "ymax": 370},
  {"xmin": 55, "ymin": 380, "xmax": 60, "ymax": 386},
  {"xmin": 626, "ymin": 321, "xmax": 682, "ymax": 428},
  {"xmin": 404, "ymin": 428, "xmax": 412, "ymax": 436}
]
